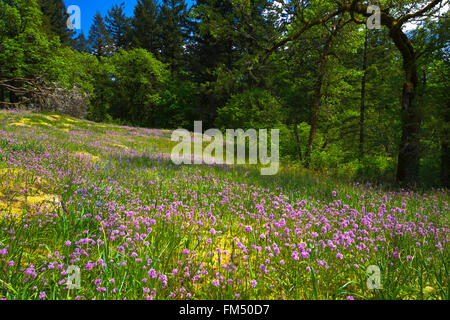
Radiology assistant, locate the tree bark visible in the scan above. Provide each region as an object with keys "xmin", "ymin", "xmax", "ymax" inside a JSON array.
[
  {"xmin": 389, "ymin": 28, "xmax": 421, "ymax": 185},
  {"xmin": 396, "ymin": 64, "xmax": 421, "ymax": 185},
  {"xmin": 343, "ymin": 1, "xmax": 442, "ymax": 185}
]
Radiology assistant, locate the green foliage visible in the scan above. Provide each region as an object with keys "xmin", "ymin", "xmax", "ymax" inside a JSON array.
[
  {"xmin": 98, "ymin": 48, "xmax": 170, "ymax": 127},
  {"xmin": 105, "ymin": 2, "xmax": 132, "ymax": 51},
  {"xmin": 158, "ymin": 0, "xmax": 188, "ymax": 70},
  {"xmin": 131, "ymin": 0, "xmax": 161, "ymax": 54},
  {"xmin": 0, "ymin": 0, "xmax": 55, "ymax": 78},
  {"xmin": 88, "ymin": 12, "xmax": 113, "ymax": 58},
  {"xmin": 39, "ymin": 0, "xmax": 74, "ymax": 45},
  {"xmin": 158, "ymin": 78, "xmax": 198, "ymax": 129},
  {"xmin": 0, "ymin": 0, "xmax": 448, "ymax": 187},
  {"xmin": 356, "ymin": 155, "xmax": 395, "ymax": 182},
  {"xmin": 216, "ymin": 89, "xmax": 285, "ymax": 130},
  {"xmin": 45, "ymin": 46, "xmax": 100, "ymax": 95},
  {"xmin": 216, "ymin": 89, "xmax": 299, "ymax": 160},
  {"xmin": 72, "ymin": 32, "xmax": 90, "ymax": 53}
]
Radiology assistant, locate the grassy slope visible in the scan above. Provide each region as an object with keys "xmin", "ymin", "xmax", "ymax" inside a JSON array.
[{"xmin": 0, "ymin": 110, "xmax": 448, "ymax": 300}]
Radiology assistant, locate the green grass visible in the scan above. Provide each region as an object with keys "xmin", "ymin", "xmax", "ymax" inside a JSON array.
[{"xmin": 0, "ymin": 110, "xmax": 448, "ymax": 300}]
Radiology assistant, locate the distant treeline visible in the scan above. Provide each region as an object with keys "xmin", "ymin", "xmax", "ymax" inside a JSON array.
[{"xmin": 0, "ymin": 0, "xmax": 448, "ymax": 187}]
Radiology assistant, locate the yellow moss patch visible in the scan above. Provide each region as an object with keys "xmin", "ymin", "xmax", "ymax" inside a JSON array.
[
  {"xmin": 213, "ymin": 239, "xmax": 234, "ymax": 267},
  {"xmin": 27, "ymin": 194, "xmax": 60, "ymax": 206},
  {"xmin": 8, "ymin": 118, "xmax": 53, "ymax": 128},
  {"xmin": 43, "ymin": 115, "xmax": 60, "ymax": 121},
  {"xmin": 73, "ymin": 151, "xmax": 101, "ymax": 163},
  {"xmin": 60, "ymin": 124, "xmax": 73, "ymax": 132},
  {"xmin": 195, "ymin": 234, "xmax": 236, "ymax": 270},
  {"xmin": 64, "ymin": 117, "xmax": 81, "ymax": 123},
  {"xmin": 191, "ymin": 235, "xmax": 240, "ymax": 293},
  {"xmin": 88, "ymin": 123, "xmax": 110, "ymax": 129},
  {"xmin": 0, "ymin": 203, "xmax": 23, "ymax": 217},
  {"xmin": 9, "ymin": 122, "xmax": 31, "ymax": 127},
  {"xmin": 9, "ymin": 115, "xmax": 76, "ymax": 130},
  {"xmin": 1, "ymin": 167, "xmax": 49, "ymax": 187},
  {"xmin": 0, "ymin": 167, "xmax": 23, "ymax": 175},
  {"xmin": 423, "ymin": 286, "xmax": 435, "ymax": 295},
  {"xmin": 0, "ymin": 167, "xmax": 58, "ymax": 218},
  {"xmin": 111, "ymin": 143, "xmax": 129, "ymax": 150},
  {"xmin": 0, "ymin": 194, "xmax": 60, "ymax": 218}
]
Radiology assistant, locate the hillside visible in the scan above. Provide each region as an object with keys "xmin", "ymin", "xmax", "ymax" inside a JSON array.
[{"xmin": 0, "ymin": 110, "xmax": 448, "ymax": 300}]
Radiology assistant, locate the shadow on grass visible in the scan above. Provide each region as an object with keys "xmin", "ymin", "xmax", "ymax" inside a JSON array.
[{"xmin": 104, "ymin": 151, "xmax": 340, "ymax": 200}]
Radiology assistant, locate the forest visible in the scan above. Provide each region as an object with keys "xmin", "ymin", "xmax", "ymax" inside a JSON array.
[{"xmin": 0, "ymin": 0, "xmax": 449, "ymax": 187}]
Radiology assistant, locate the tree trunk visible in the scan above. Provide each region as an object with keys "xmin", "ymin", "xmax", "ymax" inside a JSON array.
[
  {"xmin": 387, "ymin": 28, "xmax": 421, "ymax": 185},
  {"xmin": 343, "ymin": 2, "xmax": 442, "ymax": 185},
  {"xmin": 305, "ymin": 35, "xmax": 332, "ymax": 167},
  {"xmin": 290, "ymin": 105, "xmax": 302, "ymax": 161},
  {"xmin": 396, "ymin": 61, "xmax": 420, "ymax": 185},
  {"xmin": 359, "ymin": 32, "xmax": 368, "ymax": 161}
]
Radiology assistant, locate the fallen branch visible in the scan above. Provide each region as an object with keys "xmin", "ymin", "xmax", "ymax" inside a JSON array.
[{"xmin": 0, "ymin": 77, "xmax": 52, "ymax": 107}]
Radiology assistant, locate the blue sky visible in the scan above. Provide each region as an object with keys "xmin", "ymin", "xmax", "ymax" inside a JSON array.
[
  {"xmin": 63, "ymin": 0, "xmax": 138, "ymax": 35},
  {"xmin": 63, "ymin": 1, "xmax": 195, "ymax": 35}
]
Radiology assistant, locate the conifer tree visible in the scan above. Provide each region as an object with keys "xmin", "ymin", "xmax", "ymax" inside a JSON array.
[
  {"xmin": 88, "ymin": 12, "xmax": 113, "ymax": 58},
  {"xmin": 72, "ymin": 32, "xmax": 90, "ymax": 53},
  {"xmin": 157, "ymin": 0, "xmax": 188, "ymax": 71},
  {"xmin": 105, "ymin": 2, "xmax": 132, "ymax": 51},
  {"xmin": 39, "ymin": 0, "xmax": 74, "ymax": 45},
  {"xmin": 131, "ymin": 0, "xmax": 161, "ymax": 55}
]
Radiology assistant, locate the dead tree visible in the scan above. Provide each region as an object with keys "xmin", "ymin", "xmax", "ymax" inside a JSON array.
[{"xmin": 0, "ymin": 77, "xmax": 51, "ymax": 108}]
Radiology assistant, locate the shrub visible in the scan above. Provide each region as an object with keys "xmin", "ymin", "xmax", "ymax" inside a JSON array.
[
  {"xmin": 216, "ymin": 89, "xmax": 286, "ymax": 130},
  {"xmin": 215, "ymin": 89, "xmax": 298, "ymax": 159},
  {"xmin": 107, "ymin": 48, "xmax": 170, "ymax": 127},
  {"xmin": 41, "ymin": 84, "xmax": 89, "ymax": 118}
]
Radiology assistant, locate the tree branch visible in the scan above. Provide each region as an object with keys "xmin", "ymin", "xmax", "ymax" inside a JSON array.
[
  {"xmin": 397, "ymin": 0, "xmax": 443, "ymax": 27},
  {"xmin": 262, "ymin": 8, "xmax": 343, "ymax": 63}
]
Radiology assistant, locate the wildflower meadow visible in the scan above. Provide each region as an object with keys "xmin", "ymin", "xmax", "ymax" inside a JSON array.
[{"xmin": 0, "ymin": 110, "xmax": 448, "ymax": 300}]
